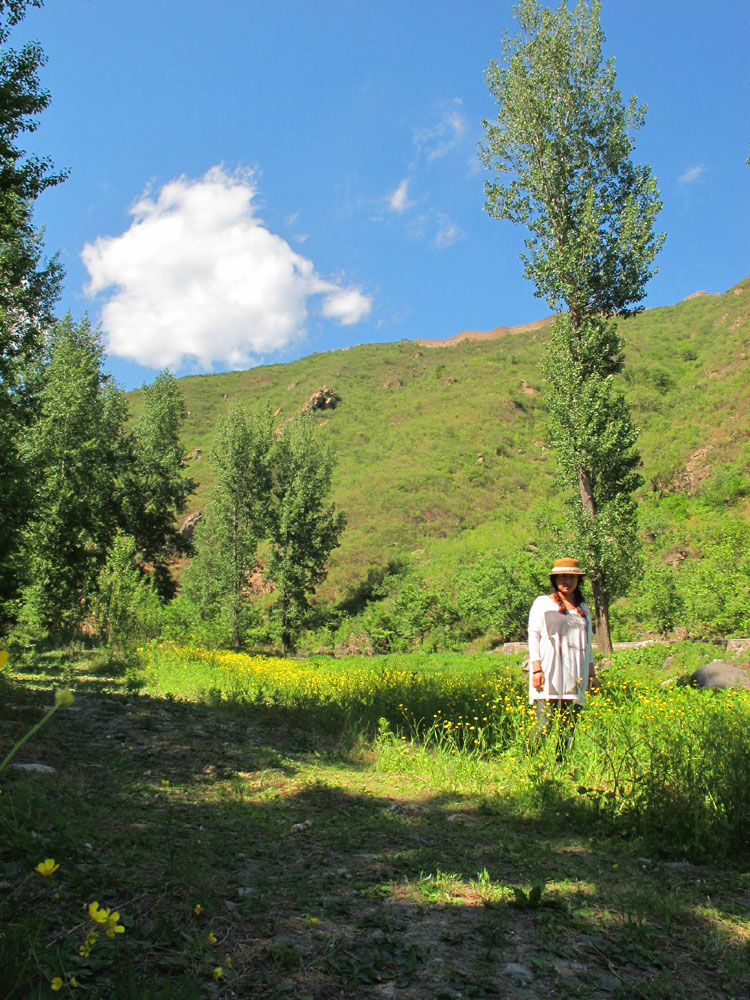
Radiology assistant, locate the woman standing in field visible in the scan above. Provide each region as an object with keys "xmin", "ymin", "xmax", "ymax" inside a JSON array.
[{"xmin": 528, "ymin": 557, "xmax": 598, "ymax": 758}]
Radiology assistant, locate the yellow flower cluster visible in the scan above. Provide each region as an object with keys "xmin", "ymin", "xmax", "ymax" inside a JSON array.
[{"xmin": 88, "ymin": 900, "xmax": 125, "ymax": 938}]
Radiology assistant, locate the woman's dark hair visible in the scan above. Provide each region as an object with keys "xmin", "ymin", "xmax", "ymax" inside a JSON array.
[{"xmin": 549, "ymin": 576, "xmax": 586, "ymax": 619}]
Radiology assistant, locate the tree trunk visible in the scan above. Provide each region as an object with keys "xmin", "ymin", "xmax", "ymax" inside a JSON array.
[
  {"xmin": 578, "ymin": 467, "xmax": 613, "ymax": 654},
  {"xmin": 589, "ymin": 573, "xmax": 613, "ymax": 655}
]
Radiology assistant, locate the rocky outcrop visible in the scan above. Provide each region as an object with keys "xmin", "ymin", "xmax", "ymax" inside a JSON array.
[
  {"xmin": 178, "ymin": 511, "xmax": 202, "ymax": 541},
  {"xmin": 302, "ymin": 387, "xmax": 340, "ymax": 413}
]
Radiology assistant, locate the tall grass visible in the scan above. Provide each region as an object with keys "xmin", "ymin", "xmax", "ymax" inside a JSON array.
[{"xmin": 138, "ymin": 643, "xmax": 750, "ymax": 859}]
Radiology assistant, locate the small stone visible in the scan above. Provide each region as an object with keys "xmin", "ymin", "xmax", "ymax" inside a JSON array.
[
  {"xmin": 501, "ymin": 963, "xmax": 533, "ymax": 980},
  {"xmin": 12, "ymin": 763, "xmax": 56, "ymax": 774},
  {"xmin": 575, "ymin": 934, "xmax": 615, "ymax": 955},
  {"xmin": 636, "ymin": 857, "xmax": 653, "ymax": 867},
  {"xmin": 597, "ymin": 973, "xmax": 620, "ymax": 992}
]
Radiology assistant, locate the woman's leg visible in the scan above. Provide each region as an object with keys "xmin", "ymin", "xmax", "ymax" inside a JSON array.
[{"xmin": 534, "ymin": 700, "xmax": 580, "ymax": 761}]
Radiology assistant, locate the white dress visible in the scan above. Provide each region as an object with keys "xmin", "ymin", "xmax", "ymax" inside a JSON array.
[{"xmin": 527, "ymin": 595, "xmax": 594, "ymax": 706}]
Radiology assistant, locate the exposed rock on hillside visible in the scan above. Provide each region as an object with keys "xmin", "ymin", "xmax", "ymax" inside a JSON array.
[
  {"xmin": 302, "ymin": 387, "xmax": 340, "ymax": 412},
  {"xmin": 179, "ymin": 511, "xmax": 202, "ymax": 540}
]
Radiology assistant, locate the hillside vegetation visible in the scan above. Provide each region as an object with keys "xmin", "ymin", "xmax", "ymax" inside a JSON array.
[{"xmin": 133, "ymin": 277, "xmax": 750, "ymax": 644}]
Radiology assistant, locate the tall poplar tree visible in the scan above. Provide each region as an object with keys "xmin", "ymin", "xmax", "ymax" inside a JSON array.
[
  {"xmin": 183, "ymin": 402, "xmax": 272, "ymax": 649},
  {"xmin": 266, "ymin": 415, "xmax": 346, "ymax": 653},
  {"xmin": 0, "ymin": 0, "xmax": 66, "ymax": 616},
  {"xmin": 480, "ymin": 0, "xmax": 664, "ymax": 651},
  {"xmin": 21, "ymin": 316, "xmax": 126, "ymax": 633},
  {"xmin": 121, "ymin": 371, "xmax": 195, "ymax": 597}
]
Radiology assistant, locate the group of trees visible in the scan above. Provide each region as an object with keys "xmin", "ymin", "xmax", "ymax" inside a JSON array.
[
  {"xmin": 0, "ymin": 1, "xmax": 343, "ymax": 650},
  {"xmin": 183, "ymin": 404, "xmax": 345, "ymax": 652},
  {"xmin": 18, "ymin": 323, "xmax": 192, "ymax": 634}
]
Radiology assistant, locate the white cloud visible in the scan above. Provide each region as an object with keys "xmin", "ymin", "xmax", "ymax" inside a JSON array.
[
  {"xmin": 678, "ymin": 163, "xmax": 706, "ymax": 184},
  {"xmin": 319, "ymin": 286, "xmax": 372, "ymax": 324},
  {"xmin": 433, "ymin": 214, "xmax": 464, "ymax": 249},
  {"xmin": 387, "ymin": 177, "xmax": 414, "ymax": 213},
  {"xmin": 82, "ymin": 165, "xmax": 372, "ymax": 370},
  {"xmin": 414, "ymin": 100, "xmax": 466, "ymax": 163}
]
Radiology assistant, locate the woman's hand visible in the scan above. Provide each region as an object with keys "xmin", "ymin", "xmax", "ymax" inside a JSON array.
[{"xmin": 531, "ymin": 661, "xmax": 544, "ymax": 691}]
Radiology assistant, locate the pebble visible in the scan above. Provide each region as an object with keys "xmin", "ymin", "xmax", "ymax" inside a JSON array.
[
  {"xmin": 597, "ymin": 973, "xmax": 620, "ymax": 991},
  {"xmin": 501, "ymin": 963, "xmax": 533, "ymax": 980},
  {"xmin": 575, "ymin": 934, "xmax": 614, "ymax": 955}
]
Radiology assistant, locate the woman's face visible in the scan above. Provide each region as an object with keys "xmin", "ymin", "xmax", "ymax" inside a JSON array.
[{"xmin": 555, "ymin": 573, "xmax": 579, "ymax": 596}]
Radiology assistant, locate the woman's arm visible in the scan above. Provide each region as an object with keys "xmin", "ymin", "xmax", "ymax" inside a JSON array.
[{"xmin": 528, "ymin": 599, "xmax": 545, "ymax": 692}]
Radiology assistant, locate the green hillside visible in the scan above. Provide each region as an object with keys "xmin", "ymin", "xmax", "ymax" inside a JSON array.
[{"xmin": 131, "ymin": 277, "xmax": 750, "ymax": 628}]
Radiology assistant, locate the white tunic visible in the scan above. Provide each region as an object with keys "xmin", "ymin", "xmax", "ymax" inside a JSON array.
[{"xmin": 527, "ymin": 595, "xmax": 594, "ymax": 706}]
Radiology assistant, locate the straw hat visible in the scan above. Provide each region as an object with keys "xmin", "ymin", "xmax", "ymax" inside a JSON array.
[{"xmin": 549, "ymin": 557, "xmax": 585, "ymax": 576}]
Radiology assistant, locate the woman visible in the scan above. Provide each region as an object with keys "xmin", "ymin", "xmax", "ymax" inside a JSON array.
[{"xmin": 528, "ymin": 557, "xmax": 598, "ymax": 758}]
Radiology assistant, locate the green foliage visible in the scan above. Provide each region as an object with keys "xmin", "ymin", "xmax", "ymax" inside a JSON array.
[
  {"xmin": 454, "ymin": 547, "xmax": 550, "ymax": 642},
  {"xmin": 266, "ymin": 415, "xmax": 346, "ymax": 652},
  {"xmin": 629, "ymin": 563, "xmax": 683, "ymax": 638},
  {"xmin": 92, "ymin": 532, "xmax": 161, "ymax": 646},
  {"xmin": 0, "ymin": 0, "xmax": 66, "ymax": 619},
  {"xmin": 678, "ymin": 524, "xmax": 750, "ymax": 638},
  {"xmin": 480, "ymin": 0, "xmax": 663, "ymax": 323},
  {"xmin": 182, "ymin": 402, "xmax": 271, "ymax": 648},
  {"xmin": 511, "ymin": 878, "xmax": 546, "ymax": 908},
  {"xmin": 20, "ymin": 315, "xmax": 127, "ymax": 634},
  {"xmin": 121, "ymin": 371, "xmax": 195, "ymax": 597}
]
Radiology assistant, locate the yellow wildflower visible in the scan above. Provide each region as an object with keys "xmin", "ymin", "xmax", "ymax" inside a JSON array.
[
  {"xmin": 224, "ymin": 955, "xmax": 233, "ymax": 969},
  {"xmin": 194, "ymin": 903, "xmax": 203, "ymax": 915},
  {"xmin": 51, "ymin": 977, "xmax": 63, "ymax": 991},
  {"xmin": 35, "ymin": 858, "xmax": 59, "ymax": 878},
  {"xmin": 70, "ymin": 978, "xmax": 79, "ymax": 988},
  {"xmin": 213, "ymin": 966, "xmax": 223, "ymax": 980},
  {"xmin": 105, "ymin": 910, "xmax": 125, "ymax": 938},
  {"xmin": 208, "ymin": 931, "xmax": 217, "ymax": 944},
  {"xmin": 88, "ymin": 901, "xmax": 109, "ymax": 923}
]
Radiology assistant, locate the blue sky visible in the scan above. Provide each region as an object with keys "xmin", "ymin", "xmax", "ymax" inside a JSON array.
[{"xmin": 14, "ymin": 0, "xmax": 750, "ymax": 390}]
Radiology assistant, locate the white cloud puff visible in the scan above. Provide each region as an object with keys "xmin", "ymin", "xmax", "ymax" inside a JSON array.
[
  {"xmin": 678, "ymin": 164, "xmax": 705, "ymax": 184},
  {"xmin": 82, "ymin": 165, "xmax": 372, "ymax": 370},
  {"xmin": 414, "ymin": 100, "xmax": 466, "ymax": 163},
  {"xmin": 387, "ymin": 177, "xmax": 414, "ymax": 213}
]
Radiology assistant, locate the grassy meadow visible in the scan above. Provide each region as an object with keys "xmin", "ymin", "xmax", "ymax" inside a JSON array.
[{"xmin": 2, "ymin": 642, "xmax": 749, "ymax": 999}]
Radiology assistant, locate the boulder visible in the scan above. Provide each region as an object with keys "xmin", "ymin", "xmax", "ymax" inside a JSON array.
[
  {"xmin": 490, "ymin": 641, "xmax": 528, "ymax": 655},
  {"xmin": 302, "ymin": 386, "xmax": 340, "ymax": 412},
  {"xmin": 690, "ymin": 660, "xmax": 750, "ymax": 690}
]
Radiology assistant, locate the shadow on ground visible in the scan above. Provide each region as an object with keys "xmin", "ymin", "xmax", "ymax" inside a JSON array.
[{"xmin": 1, "ymin": 662, "xmax": 749, "ymax": 999}]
